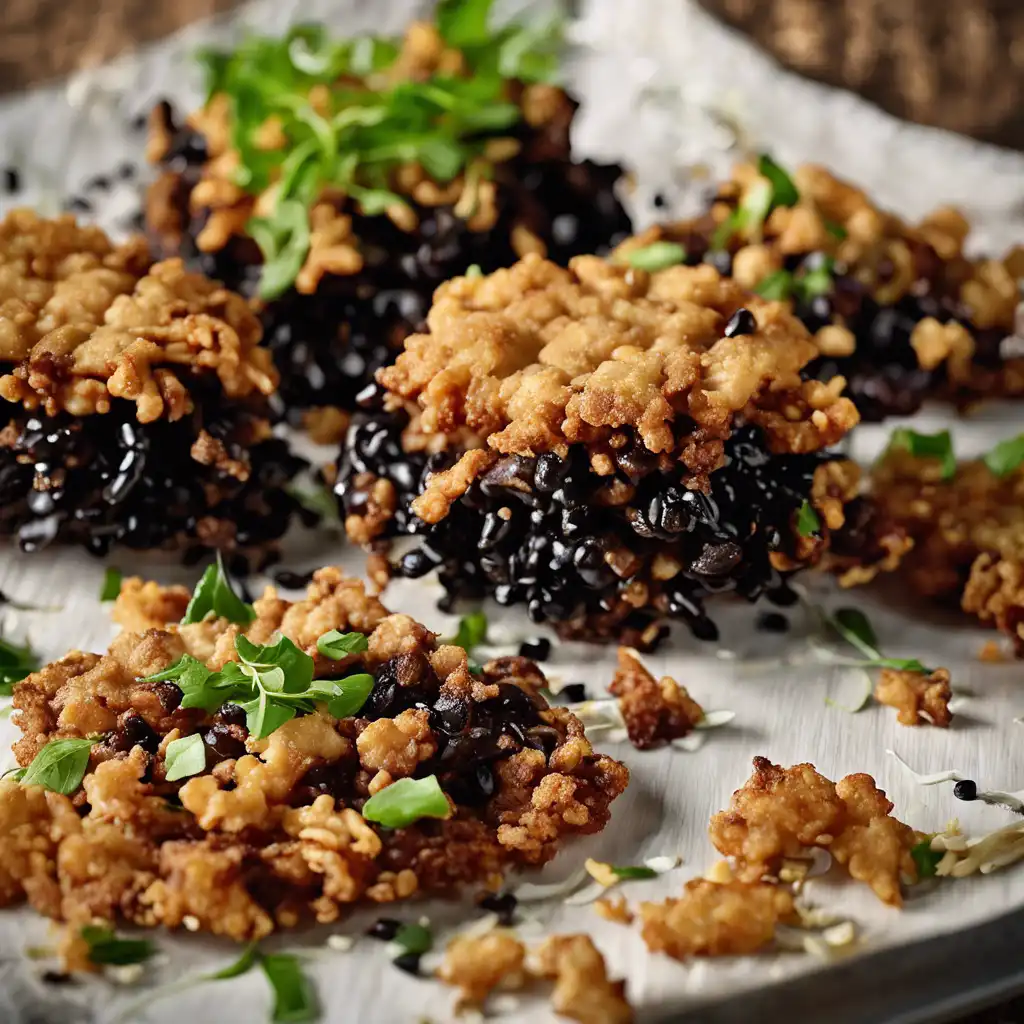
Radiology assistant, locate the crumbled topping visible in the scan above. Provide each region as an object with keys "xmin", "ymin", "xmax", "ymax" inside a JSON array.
[
  {"xmin": 531, "ymin": 934, "xmax": 633, "ymax": 1024},
  {"xmin": 608, "ymin": 648, "xmax": 703, "ymax": 749},
  {"xmin": 0, "ymin": 211, "xmax": 277, "ymax": 421},
  {"xmin": 874, "ymin": 666, "xmax": 952, "ymax": 727},
  {"xmin": 380, "ymin": 254, "xmax": 857, "ymax": 475}
]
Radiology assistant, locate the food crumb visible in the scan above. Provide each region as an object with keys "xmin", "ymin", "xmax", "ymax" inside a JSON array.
[
  {"xmin": 978, "ymin": 640, "xmax": 1008, "ymax": 663},
  {"xmin": 594, "ymin": 896, "xmax": 633, "ymax": 924}
]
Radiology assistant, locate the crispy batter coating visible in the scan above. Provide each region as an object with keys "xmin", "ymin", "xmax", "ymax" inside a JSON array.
[
  {"xmin": 380, "ymin": 254, "xmax": 857, "ymax": 496},
  {"xmin": 874, "ymin": 667, "xmax": 953, "ymax": 727},
  {"xmin": 112, "ymin": 576, "xmax": 191, "ymax": 632},
  {"xmin": 639, "ymin": 879, "xmax": 795, "ymax": 959},
  {"xmin": 868, "ymin": 450, "xmax": 1024, "ymax": 653},
  {"xmin": 0, "ymin": 210, "xmax": 277, "ymax": 421},
  {"xmin": 709, "ymin": 758, "xmax": 919, "ymax": 905},
  {"xmin": 436, "ymin": 929, "xmax": 528, "ymax": 1010},
  {"xmin": 608, "ymin": 648, "xmax": 704, "ymax": 749},
  {"xmin": 532, "ymin": 934, "xmax": 633, "ymax": 1024},
  {"xmin": 4, "ymin": 568, "xmax": 628, "ymax": 963}
]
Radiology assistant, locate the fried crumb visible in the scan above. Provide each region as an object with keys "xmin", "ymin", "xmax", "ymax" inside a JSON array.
[
  {"xmin": 639, "ymin": 878, "xmax": 795, "ymax": 959},
  {"xmin": 594, "ymin": 895, "xmax": 633, "ymax": 924},
  {"xmin": 709, "ymin": 757, "xmax": 918, "ymax": 905},
  {"xmin": 874, "ymin": 667, "xmax": 953, "ymax": 727},
  {"xmin": 977, "ymin": 640, "xmax": 1008, "ymax": 663},
  {"xmin": 436, "ymin": 930, "xmax": 528, "ymax": 1011},
  {"xmin": 111, "ymin": 577, "xmax": 191, "ymax": 632},
  {"xmin": 532, "ymin": 934, "xmax": 633, "ymax": 1024},
  {"xmin": 608, "ymin": 648, "xmax": 703, "ymax": 749}
]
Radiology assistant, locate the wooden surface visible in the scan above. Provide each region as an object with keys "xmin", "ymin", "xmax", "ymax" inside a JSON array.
[{"xmin": 1, "ymin": 1, "xmax": 1024, "ymax": 1021}]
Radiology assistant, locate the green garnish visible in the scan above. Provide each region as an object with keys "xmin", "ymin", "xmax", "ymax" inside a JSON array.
[
  {"xmin": 622, "ymin": 241, "xmax": 687, "ymax": 272},
  {"xmin": 0, "ymin": 634, "xmax": 39, "ymax": 695},
  {"xmin": 757, "ymin": 153, "xmax": 799, "ymax": 209},
  {"xmin": 316, "ymin": 630, "xmax": 370, "ymax": 659},
  {"xmin": 286, "ymin": 484, "xmax": 340, "ymax": 523},
  {"xmin": 824, "ymin": 219, "xmax": 848, "ymax": 241},
  {"xmin": 753, "ymin": 269, "xmax": 794, "ymax": 301},
  {"xmin": 201, "ymin": 3, "xmax": 562, "ymax": 297},
  {"xmin": 610, "ymin": 865, "xmax": 658, "ymax": 880},
  {"xmin": 710, "ymin": 179, "xmax": 772, "ymax": 250},
  {"xmin": 885, "ymin": 428, "xmax": 956, "ymax": 481},
  {"xmin": 80, "ymin": 925, "xmax": 155, "ymax": 967},
  {"xmin": 261, "ymin": 952, "xmax": 319, "ymax": 1023},
  {"xmin": 795, "ymin": 500, "xmax": 820, "ymax": 538},
  {"xmin": 449, "ymin": 611, "xmax": 488, "ymax": 651},
  {"xmin": 19, "ymin": 737, "xmax": 96, "ymax": 795},
  {"xmin": 392, "ymin": 922, "xmax": 433, "ymax": 956},
  {"xmin": 361, "ymin": 775, "xmax": 452, "ymax": 829},
  {"xmin": 983, "ymin": 434, "xmax": 1024, "ymax": 478},
  {"xmin": 204, "ymin": 941, "xmax": 260, "ymax": 981},
  {"xmin": 910, "ymin": 838, "xmax": 943, "ymax": 880},
  {"xmin": 142, "ymin": 636, "xmax": 373, "ymax": 738},
  {"xmin": 753, "ymin": 258, "xmax": 834, "ymax": 304},
  {"xmin": 827, "ymin": 607, "xmax": 931, "ymax": 674},
  {"xmin": 164, "ymin": 734, "xmax": 207, "ymax": 783},
  {"xmin": 465, "ymin": 263, "xmax": 483, "ymax": 278},
  {"xmin": 182, "ymin": 553, "xmax": 256, "ymax": 626},
  {"xmin": 100, "ymin": 567, "xmax": 123, "ymax": 602}
]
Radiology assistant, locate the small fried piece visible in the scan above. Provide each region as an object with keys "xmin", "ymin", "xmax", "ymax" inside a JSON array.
[
  {"xmin": 608, "ymin": 648, "xmax": 704, "ymax": 750},
  {"xmin": 639, "ymin": 878, "xmax": 795, "ymax": 959},
  {"xmin": 708, "ymin": 757, "xmax": 845, "ymax": 880},
  {"xmin": 532, "ymin": 934, "xmax": 633, "ymax": 1024},
  {"xmin": 436, "ymin": 929, "xmax": 528, "ymax": 1011},
  {"xmin": 829, "ymin": 775, "xmax": 919, "ymax": 907},
  {"xmin": 874, "ymin": 667, "xmax": 953, "ymax": 727}
]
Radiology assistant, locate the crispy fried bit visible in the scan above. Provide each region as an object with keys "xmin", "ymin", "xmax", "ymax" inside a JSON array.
[
  {"xmin": 608, "ymin": 648, "xmax": 704, "ymax": 749},
  {"xmin": 0, "ymin": 212, "xmax": 277, "ymax": 421},
  {"xmin": 874, "ymin": 667, "xmax": 953, "ymax": 727},
  {"xmin": 867, "ymin": 451, "xmax": 1024, "ymax": 654},
  {"xmin": 532, "ymin": 934, "xmax": 633, "ymax": 1024},
  {"xmin": 594, "ymin": 895, "xmax": 633, "ymax": 924},
  {"xmin": 380, "ymin": 254, "xmax": 856, "ymax": 471},
  {"xmin": 639, "ymin": 878, "xmax": 795, "ymax": 959},
  {"xmin": 436, "ymin": 930, "xmax": 528, "ymax": 1011},
  {"xmin": 3, "ymin": 568, "xmax": 628, "ymax": 966},
  {"xmin": 709, "ymin": 758, "xmax": 919, "ymax": 905}
]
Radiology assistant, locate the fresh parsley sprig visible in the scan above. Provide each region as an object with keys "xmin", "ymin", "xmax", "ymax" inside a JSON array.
[{"xmin": 182, "ymin": 553, "xmax": 255, "ymax": 626}]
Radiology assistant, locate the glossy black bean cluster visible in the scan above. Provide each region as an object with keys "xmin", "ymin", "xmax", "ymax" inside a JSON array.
[
  {"xmin": 151, "ymin": 103, "xmax": 632, "ymax": 417},
  {"xmin": 670, "ymin": 225, "xmax": 999, "ymax": 422},
  {"xmin": 0, "ymin": 396, "xmax": 307, "ymax": 561},
  {"xmin": 341, "ymin": 415, "xmax": 824, "ymax": 644}
]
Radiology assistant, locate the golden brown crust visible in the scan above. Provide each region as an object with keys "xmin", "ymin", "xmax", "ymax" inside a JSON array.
[
  {"xmin": 608, "ymin": 648, "xmax": 704, "ymax": 750},
  {"xmin": 708, "ymin": 757, "xmax": 918, "ymax": 905},
  {"xmin": 0, "ymin": 210, "xmax": 277, "ymax": 421},
  {"xmin": 532, "ymin": 934, "xmax": 633, "ymax": 1024},
  {"xmin": 4, "ymin": 568, "xmax": 629, "ymax": 959},
  {"xmin": 379, "ymin": 254, "xmax": 857, "ymax": 472},
  {"xmin": 874, "ymin": 667, "xmax": 953, "ymax": 728},
  {"xmin": 639, "ymin": 878, "xmax": 795, "ymax": 959}
]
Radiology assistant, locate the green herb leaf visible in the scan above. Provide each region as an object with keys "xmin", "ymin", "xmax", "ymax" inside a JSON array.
[
  {"xmin": 886, "ymin": 428, "xmax": 956, "ymax": 481},
  {"xmin": 393, "ymin": 922, "xmax": 433, "ymax": 956},
  {"xmin": 910, "ymin": 838, "xmax": 943, "ymax": 880},
  {"xmin": 164, "ymin": 734, "xmax": 207, "ymax": 783},
  {"xmin": 143, "ymin": 655, "xmax": 249, "ymax": 714},
  {"xmin": 437, "ymin": 0, "xmax": 495, "ymax": 48},
  {"xmin": 182, "ymin": 554, "xmax": 255, "ymax": 626},
  {"xmin": 20, "ymin": 738, "xmax": 95, "ymax": 795},
  {"xmin": 261, "ymin": 952, "xmax": 318, "ymax": 1023},
  {"xmin": 796, "ymin": 500, "xmax": 820, "ymax": 538},
  {"xmin": 465, "ymin": 263, "xmax": 483, "ymax": 278},
  {"xmin": 248, "ymin": 199, "xmax": 313, "ymax": 301},
  {"xmin": 241, "ymin": 694, "xmax": 297, "ymax": 740},
  {"xmin": 757, "ymin": 154, "xmax": 799, "ymax": 208},
  {"xmin": 0, "ymin": 634, "xmax": 39, "ymax": 695},
  {"xmin": 795, "ymin": 257, "xmax": 834, "ymax": 301},
  {"xmin": 983, "ymin": 434, "xmax": 1024, "ymax": 478},
  {"xmin": 824, "ymin": 219, "xmax": 848, "ymax": 241},
  {"xmin": 830, "ymin": 607, "xmax": 880, "ymax": 656},
  {"xmin": 80, "ymin": 925, "xmax": 155, "ymax": 967},
  {"xmin": 316, "ymin": 630, "xmax": 369, "ymax": 660},
  {"xmin": 753, "ymin": 269, "xmax": 794, "ymax": 301},
  {"xmin": 449, "ymin": 611, "xmax": 488, "ymax": 652},
  {"xmin": 286, "ymin": 484, "xmax": 339, "ymax": 523},
  {"xmin": 100, "ymin": 567, "xmax": 123, "ymax": 602},
  {"xmin": 610, "ymin": 865, "xmax": 658, "ymax": 880},
  {"xmin": 205, "ymin": 941, "xmax": 261, "ymax": 981},
  {"xmin": 623, "ymin": 241, "xmax": 687, "ymax": 272},
  {"xmin": 308, "ymin": 674, "xmax": 375, "ymax": 719},
  {"xmin": 361, "ymin": 775, "xmax": 451, "ymax": 829},
  {"xmin": 237, "ymin": 635, "xmax": 315, "ymax": 694}
]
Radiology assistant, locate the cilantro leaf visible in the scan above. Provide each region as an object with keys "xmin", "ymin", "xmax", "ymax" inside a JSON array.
[
  {"xmin": 886, "ymin": 428, "xmax": 956, "ymax": 481},
  {"xmin": 100, "ymin": 567, "xmax": 123, "ymax": 602},
  {"xmin": 182, "ymin": 554, "xmax": 255, "ymax": 626},
  {"xmin": 753, "ymin": 269, "xmax": 794, "ymax": 301},
  {"xmin": 622, "ymin": 241, "xmax": 687, "ymax": 272},
  {"xmin": 20, "ymin": 737, "xmax": 95, "ymax": 795},
  {"xmin": 361, "ymin": 775, "xmax": 452, "ymax": 828},
  {"xmin": 0, "ymin": 634, "xmax": 39, "ymax": 695},
  {"xmin": 261, "ymin": 952, "xmax": 319, "ymax": 1023},
  {"xmin": 316, "ymin": 630, "xmax": 369, "ymax": 660},
  {"xmin": 757, "ymin": 153, "xmax": 799, "ymax": 208},
  {"xmin": 80, "ymin": 925, "xmax": 155, "ymax": 967},
  {"xmin": 164, "ymin": 734, "xmax": 207, "ymax": 783},
  {"xmin": 910, "ymin": 838, "xmax": 943, "ymax": 880},
  {"xmin": 449, "ymin": 611, "xmax": 488, "ymax": 652},
  {"xmin": 983, "ymin": 434, "xmax": 1024, "ymax": 478},
  {"xmin": 796, "ymin": 500, "xmax": 820, "ymax": 538}
]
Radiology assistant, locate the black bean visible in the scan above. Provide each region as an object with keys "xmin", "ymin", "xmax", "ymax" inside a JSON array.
[
  {"xmin": 724, "ymin": 308, "xmax": 757, "ymax": 337},
  {"xmin": 954, "ymin": 779, "xmax": 978, "ymax": 802},
  {"xmin": 2, "ymin": 166, "xmax": 20, "ymax": 193},
  {"xmin": 392, "ymin": 952, "xmax": 422, "ymax": 976},
  {"xmin": 478, "ymin": 891, "xmax": 517, "ymax": 926},
  {"xmin": 755, "ymin": 611, "xmax": 789, "ymax": 634},
  {"xmin": 367, "ymin": 918, "xmax": 402, "ymax": 941},
  {"xmin": 109, "ymin": 713, "xmax": 159, "ymax": 754},
  {"xmin": 559, "ymin": 683, "xmax": 587, "ymax": 703},
  {"xmin": 517, "ymin": 638, "xmax": 551, "ymax": 661}
]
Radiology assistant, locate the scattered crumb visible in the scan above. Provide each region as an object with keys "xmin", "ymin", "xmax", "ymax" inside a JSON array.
[
  {"xmin": 874, "ymin": 667, "xmax": 953, "ymax": 727},
  {"xmin": 594, "ymin": 896, "xmax": 633, "ymax": 925}
]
